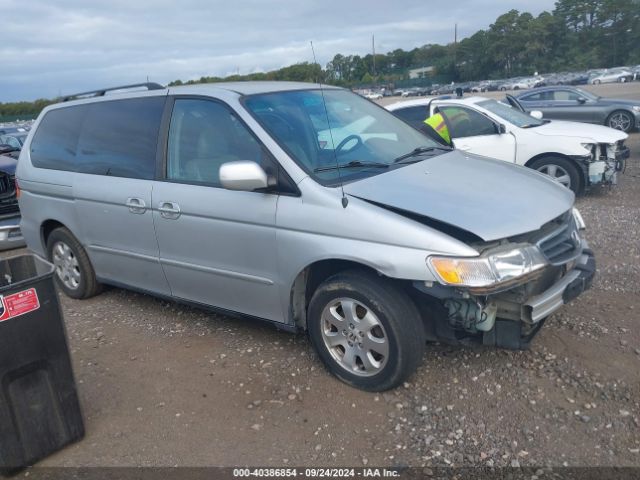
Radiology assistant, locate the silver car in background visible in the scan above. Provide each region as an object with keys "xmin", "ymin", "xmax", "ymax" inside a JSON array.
[{"xmin": 17, "ymin": 82, "xmax": 595, "ymax": 390}]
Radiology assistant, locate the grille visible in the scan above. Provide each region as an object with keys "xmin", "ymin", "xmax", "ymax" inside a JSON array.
[
  {"xmin": 0, "ymin": 201, "xmax": 19, "ymax": 216},
  {"xmin": 537, "ymin": 216, "xmax": 581, "ymax": 266},
  {"xmin": 0, "ymin": 173, "xmax": 18, "ymax": 216},
  {"xmin": 0, "ymin": 173, "xmax": 13, "ymax": 196}
]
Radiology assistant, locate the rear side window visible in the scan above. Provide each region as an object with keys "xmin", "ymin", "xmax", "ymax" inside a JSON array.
[
  {"xmin": 392, "ymin": 106, "xmax": 429, "ymax": 130},
  {"xmin": 30, "ymin": 105, "xmax": 86, "ymax": 171},
  {"xmin": 552, "ymin": 90, "xmax": 580, "ymax": 101},
  {"xmin": 76, "ymin": 97, "xmax": 165, "ymax": 179}
]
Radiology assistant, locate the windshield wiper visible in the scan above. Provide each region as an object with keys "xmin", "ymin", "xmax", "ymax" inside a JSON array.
[
  {"xmin": 314, "ymin": 161, "xmax": 389, "ymax": 173},
  {"xmin": 392, "ymin": 146, "xmax": 451, "ymax": 164}
]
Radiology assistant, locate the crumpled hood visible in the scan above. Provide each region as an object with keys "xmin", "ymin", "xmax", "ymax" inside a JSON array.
[
  {"xmin": 533, "ymin": 120, "xmax": 628, "ymax": 143},
  {"xmin": 343, "ymin": 150, "xmax": 574, "ymax": 242}
]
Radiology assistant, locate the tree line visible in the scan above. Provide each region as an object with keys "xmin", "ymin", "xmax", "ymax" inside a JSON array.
[{"xmin": 2, "ymin": 0, "xmax": 638, "ymax": 118}]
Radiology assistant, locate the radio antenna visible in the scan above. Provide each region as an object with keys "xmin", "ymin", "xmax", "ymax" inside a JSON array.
[{"xmin": 310, "ymin": 41, "xmax": 348, "ymax": 208}]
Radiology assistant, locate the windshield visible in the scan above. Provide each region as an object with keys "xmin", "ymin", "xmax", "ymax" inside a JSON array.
[
  {"xmin": 478, "ymin": 99, "xmax": 544, "ymax": 128},
  {"xmin": 243, "ymin": 89, "xmax": 442, "ymax": 185}
]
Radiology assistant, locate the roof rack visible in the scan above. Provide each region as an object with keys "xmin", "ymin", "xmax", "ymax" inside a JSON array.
[{"xmin": 61, "ymin": 82, "xmax": 165, "ymax": 102}]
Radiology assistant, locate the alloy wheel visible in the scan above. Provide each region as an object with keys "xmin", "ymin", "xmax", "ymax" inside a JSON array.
[
  {"xmin": 52, "ymin": 241, "xmax": 81, "ymax": 290},
  {"xmin": 537, "ymin": 164, "xmax": 572, "ymax": 188},
  {"xmin": 320, "ymin": 297, "xmax": 389, "ymax": 377},
  {"xmin": 608, "ymin": 112, "xmax": 632, "ymax": 131}
]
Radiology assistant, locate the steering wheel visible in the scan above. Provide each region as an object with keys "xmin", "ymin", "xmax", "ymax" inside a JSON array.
[{"xmin": 334, "ymin": 134, "xmax": 363, "ymax": 156}]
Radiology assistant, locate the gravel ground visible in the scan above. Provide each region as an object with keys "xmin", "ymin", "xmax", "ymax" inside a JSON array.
[{"xmin": 3, "ymin": 84, "xmax": 639, "ymax": 470}]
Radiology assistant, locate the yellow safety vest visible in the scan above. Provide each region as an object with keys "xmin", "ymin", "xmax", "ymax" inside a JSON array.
[{"xmin": 424, "ymin": 113, "xmax": 450, "ymax": 144}]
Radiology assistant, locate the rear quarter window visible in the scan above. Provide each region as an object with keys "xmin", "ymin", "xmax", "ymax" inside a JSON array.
[
  {"xmin": 29, "ymin": 96, "xmax": 165, "ymax": 179},
  {"xmin": 30, "ymin": 105, "xmax": 86, "ymax": 171}
]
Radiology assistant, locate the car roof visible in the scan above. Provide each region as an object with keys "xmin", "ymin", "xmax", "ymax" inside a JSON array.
[
  {"xmin": 385, "ymin": 97, "xmax": 435, "ymax": 110},
  {"xmin": 46, "ymin": 81, "xmax": 344, "ymax": 111},
  {"xmin": 386, "ymin": 96, "xmax": 494, "ymax": 111},
  {"xmin": 167, "ymin": 81, "xmax": 342, "ymax": 96},
  {"xmin": 514, "ymin": 86, "xmax": 579, "ymax": 96}
]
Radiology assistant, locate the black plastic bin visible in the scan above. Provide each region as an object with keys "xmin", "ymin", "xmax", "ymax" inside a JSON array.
[{"xmin": 0, "ymin": 255, "xmax": 84, "ymax": 472}]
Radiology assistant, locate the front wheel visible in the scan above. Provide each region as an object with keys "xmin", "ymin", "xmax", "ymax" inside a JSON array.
[
  {"xmin": 47, "ymin": 227, "xmax": 102, "ymax": 299},
  {"xmin": 529, "ymin": 156, "xmax": 582, "ymax": 194},
  {"xmin": 307, "ymin": 270, "xmax": 425, "ymax": 391},
  {"xmin": 607, "ymin": 110, "xmax": 634, "ymax": 132}
]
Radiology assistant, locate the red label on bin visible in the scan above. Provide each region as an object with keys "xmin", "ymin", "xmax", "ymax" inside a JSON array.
[{"xmin": 0, "ymin": 288, "xmax": 40, "ymax": 321}]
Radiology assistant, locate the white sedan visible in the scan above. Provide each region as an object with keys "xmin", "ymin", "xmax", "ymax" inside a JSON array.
[
  {"xmin": 590, "ymin": 68, "xmax": 634, "ymax": 84},
  {"xmin": 386, "ymin": 96, "xmax": 629, "ymax": 194}
]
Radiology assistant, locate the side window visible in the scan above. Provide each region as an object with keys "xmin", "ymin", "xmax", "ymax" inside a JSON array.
[
  {"xmin": 167, "ymin": 99, "xmax": 265, "ymax": 186},
  {"xmin": 522, "ymin": 92, "xmax": 553, "ymax": 101},
  {"xmin": 76, "ymin": 97, "xmax": 165, "ymax": 180},
  {"xmin": 552, "ymin": 90, "xmax": 579, "ymax": 101},
  {"xmin": 439, "ymin": 106, "xmax": 496, "ymax": 139},
  {"xmin": 393, "ymin": 106, "xmax": 429, "ymax": 129},
  {"xmin": 30, "ymin": 105, "xmax": 86, "ymax": 171}
]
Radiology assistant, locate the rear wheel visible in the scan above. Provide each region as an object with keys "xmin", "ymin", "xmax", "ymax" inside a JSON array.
[
  {"xmin": 47, "ymin": 227, "xmax": 102, "ymax": 299},
  {"xmin": 606, "ymin": 110, "xmax": 634, "ymax": 133},
  {"xmin": 307, "ymin": 270, "xmax": 425, "ymax": 391},
  {"xmin": 529, "ymin": 156, "xmax": 582, "ymax": 194}
]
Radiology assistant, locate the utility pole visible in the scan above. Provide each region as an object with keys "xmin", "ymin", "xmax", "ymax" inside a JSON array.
[
  {"xmin": 453, "ymin": 23, "xmax": 458, "ymax": 81},
  {"xmin": 372, "ymin": 34, "xmax": 376, "ymax": 77}
]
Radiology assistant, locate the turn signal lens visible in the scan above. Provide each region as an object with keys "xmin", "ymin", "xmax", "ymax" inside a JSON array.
[{"xmin": 15, "ymin": 179, "xmax": 20, "ymax": 199}]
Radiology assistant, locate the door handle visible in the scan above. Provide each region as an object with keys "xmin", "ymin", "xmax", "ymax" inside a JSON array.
[
  {"xmin": 158, "ymin": 201, "xmax": 181, "ymax": 219},
  {"xmin": 125, "ymin": 197, "xmax": 147, "ymax": 214},
  {"xmin": 457, "ymin": 144, "xmax": 472, "ymax": 151}
]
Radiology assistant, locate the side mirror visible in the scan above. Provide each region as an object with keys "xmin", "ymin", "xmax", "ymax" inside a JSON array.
[
  {"xmin": 220, "ymin": 161, "xmax": 269, "ymax": 191},
  {"xmin": 577, "ymin": 97, "xmax": 587, "ymax": 104},
  {"xmin": 498, "ymin": 124, "xmax": 507, "ymax": 134},
  {"xmin": 530, "ymin": 110, "xmax": 543, "ymax": 120}
]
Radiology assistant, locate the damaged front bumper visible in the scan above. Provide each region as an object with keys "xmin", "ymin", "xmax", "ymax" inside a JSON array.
[
  {"xmin": 524, "ymin": 244, "xmax": 595, "ymax": 323},
  {"xmin": 414, "ymin": 241, "xmax": 595, "ymax": 350},
  {"xmin": 574, "ymin": 143, "xmax": 630, "ymax": 187}
]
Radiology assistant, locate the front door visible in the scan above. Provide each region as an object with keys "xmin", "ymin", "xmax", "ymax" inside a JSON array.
[
  {"xmin": 152, "ymin": 97, "xmax": 283, "ymax": 322},
  {"xmin": 438, "ymin": 105, "xmax": 517, "ymax": 163}
]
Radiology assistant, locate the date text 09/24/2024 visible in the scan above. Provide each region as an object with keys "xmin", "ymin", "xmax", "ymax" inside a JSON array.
[{"xmin": 232, "ymin": 468, "xmax": 400, "ymax": 477}]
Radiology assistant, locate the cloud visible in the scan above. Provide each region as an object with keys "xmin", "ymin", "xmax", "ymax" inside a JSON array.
[{"xmin": 0, "ymin": 0, "xmax": 555, "ymax": 102}]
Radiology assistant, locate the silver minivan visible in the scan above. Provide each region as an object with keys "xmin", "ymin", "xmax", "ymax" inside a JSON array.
[{"xmin": 17, "ymin": 81, "xmax": 595, "ymax": 391}]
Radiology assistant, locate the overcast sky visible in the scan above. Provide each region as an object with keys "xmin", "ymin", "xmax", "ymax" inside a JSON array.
[{"xmin": 1, "ymin": 0, "xmax": 556, "ymax": 102}]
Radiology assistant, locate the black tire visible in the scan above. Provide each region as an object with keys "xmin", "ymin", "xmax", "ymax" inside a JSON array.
[
  {"xmin": 606, "ymin": 110, "xmax": 634, "ymax": 133},
  {"xmin": 307, "ymin": 270, "xmax": 425, "ymax": 391},
  {"xmin": 47, "ymin": 227, "xmax": 102, "ymax": 299},
  {"xmin": 529, "ymin": 156, "xmax": 583, "ymax": 194}
]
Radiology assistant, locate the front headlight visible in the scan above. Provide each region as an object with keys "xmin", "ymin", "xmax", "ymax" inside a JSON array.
[
  {"xmin": 572, "ymin": 207, "xmax": 586, "ymax": 230},
  {"xmin": 428, "ymin": 245, "xmax": 547, "ymax": 290},
  {"xmin": 632, "ymin": 106, "xmax": 640, "ymax": 113}
]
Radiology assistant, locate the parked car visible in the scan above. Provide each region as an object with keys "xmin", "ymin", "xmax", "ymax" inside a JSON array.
[
  {"xmin": 364, "ymin": 91, "xmax": 383, "ymax": 100},
  {"xmin": 0, "ymin": 149, "xmax": 25, "ymax": 250},
  {"xmin": 514, "ymin": 86, "xmax": 640, "ymax": 132},
  {"xmin": 0, "ymin": 132, "xmax": 28, "ymax": 150},
  {"xmin": 386, "ymin": 95, "xmax": 629, "ymax": 194},
  {"xmin": 589, "ymin": 68, "xmax": 634, "ymax": 84},
  {"xmin": 19, "ymin": 82, "xmax": 595, "ymax": 391}
]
